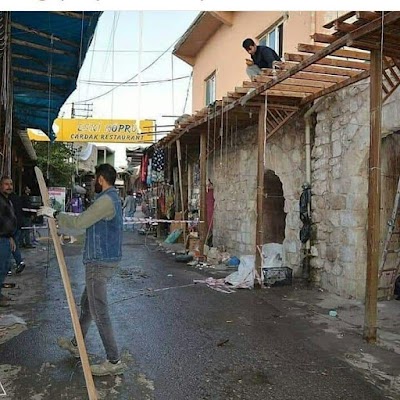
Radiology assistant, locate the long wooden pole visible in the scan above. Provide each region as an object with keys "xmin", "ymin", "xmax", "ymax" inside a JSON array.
[
  {"xmin": 199, "ymin": 131, "xmax": 207, "ymax": 257},
  {"xmin": 34, "ymin": 167, "xmax": 98, "ymax": 400},
  {"xmin": 176, "ymin": 139, "xmax": 186, "ymax": 243},
  {"xmin": 364, "ymin": 49, "xmax": 382, "ymax": 343},
  {"xmin": 255, "ymin": 103, "xmax": 266, "ymax": 287}
]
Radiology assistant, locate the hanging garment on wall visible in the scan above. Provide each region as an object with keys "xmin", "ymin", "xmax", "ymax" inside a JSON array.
[
  {"xmin": 146, "ymin": 158, "xmax": 152, "ymax": 186},
  {"xmin": 299, "ymin": 185, "xmax": 311, "ymax": 243},
  {"xmin": 141, "ymin": 154, "xmax": 148, "ymax": 183},
  {"xmin": 152, "ymin": 148, "xmax": 165, "ymax": 172}
]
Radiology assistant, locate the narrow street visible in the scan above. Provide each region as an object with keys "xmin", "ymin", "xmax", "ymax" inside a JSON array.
[{"xmin": 0, "ymin": 225, "xmax": 396, "ymax": 400}]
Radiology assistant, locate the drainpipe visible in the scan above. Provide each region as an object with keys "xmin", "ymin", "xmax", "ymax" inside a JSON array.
[{"xmin": 303, "ymin": 98, "xmax": 323, "ymax": 278}]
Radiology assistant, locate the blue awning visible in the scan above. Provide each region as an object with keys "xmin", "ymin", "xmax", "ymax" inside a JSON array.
[{"xmin": 10, "ymin": 11, "xmax": 102, "ymax": 140}]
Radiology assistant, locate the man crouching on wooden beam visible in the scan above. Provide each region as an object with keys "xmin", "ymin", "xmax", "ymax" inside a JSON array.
[{"xmin": 38, "ymin": 163, "xmax": 125, "ymax": 376}]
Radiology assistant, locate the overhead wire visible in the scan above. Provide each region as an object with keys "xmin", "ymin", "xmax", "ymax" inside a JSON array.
[
  {"xmin": 70, "ymin": 36, "xmax": 181, "ymax": 105},
  {"xmin": 81, "ymin": 75, "xmax": 190, "ymax": 86}
]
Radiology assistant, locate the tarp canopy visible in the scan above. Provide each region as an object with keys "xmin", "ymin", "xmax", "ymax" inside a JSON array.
[{"xmin": 10, "ymin": 11, "xmax": 102, "ymax": 140}]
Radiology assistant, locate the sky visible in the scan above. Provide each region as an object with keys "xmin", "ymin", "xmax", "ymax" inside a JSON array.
[{"xmin": 59, "ymin": 11, "xmax": 198, "ymax": 168}]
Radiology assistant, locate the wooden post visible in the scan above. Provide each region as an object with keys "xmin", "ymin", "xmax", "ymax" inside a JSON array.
[
  {"xmin": 364, "ymin": 49, "xmax": 383, "ymax": 343},
  {"xmin": 199, "ymin": 131, "xmax": 207, "ymax": 257},
  {"xmin": 255, "ymin": 103, "xmax": 266, "ymax": 288},
  {"xmin": 176, "ymin": 139, "xmax": 186, "ymax": 243},
  {"xmin": 34, "ymin": 167, "xmax": 98, "ymax": 400}
]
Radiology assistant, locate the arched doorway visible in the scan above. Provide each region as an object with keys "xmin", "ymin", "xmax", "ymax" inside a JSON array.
[{"xmin": 263, "ymin": 169, "xmax": 286, "ymax": 244}]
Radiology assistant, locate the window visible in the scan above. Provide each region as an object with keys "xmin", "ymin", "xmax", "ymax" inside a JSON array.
[
  {"xmin": 205, "ymin": 72, "xmax": 216, "ymax": 106},
  {"xmin": 259, "ymin": 23, "xmax": 283, "ymax": 57}
]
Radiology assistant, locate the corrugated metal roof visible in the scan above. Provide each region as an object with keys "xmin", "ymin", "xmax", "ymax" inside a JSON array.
[{"xmin": 10, "ymin": 11, "xmax": 102, "ymax": 139}]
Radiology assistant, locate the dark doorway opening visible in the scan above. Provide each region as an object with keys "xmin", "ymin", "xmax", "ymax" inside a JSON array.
[{"xmin": 263, "ymin": 169, "xmax": 286, "ymax": 244}]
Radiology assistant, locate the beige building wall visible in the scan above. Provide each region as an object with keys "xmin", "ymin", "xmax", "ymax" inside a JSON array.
[{"xmin": 190, "ymin": 11, "xmax": 337, "ymax": 112}]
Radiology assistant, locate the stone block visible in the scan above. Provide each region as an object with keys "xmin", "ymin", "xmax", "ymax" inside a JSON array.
[
  {"xmin": 332, "ymin": 140, "xmax": 342, "ymax": 157},
  {"xmin": 329, "ymin": 194, "xmax": 346, "ymax": 210},
  {"xmin": 339, "ymin": 246, "xmax": 356, "ymax": 263},
  {"xmin": 339, "ymin": 211, "xmax": 366, "ymax": 228},
  {"xmin": 326, "ymin": 245, "xmax": 337, "ymax": 262}
]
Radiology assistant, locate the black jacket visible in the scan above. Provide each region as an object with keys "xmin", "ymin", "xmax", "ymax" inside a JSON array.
[
  {"xmin": 251, "ymin": 45, "xmax": 281, "ymax": 69},
  {"xmin": 0, "ymin": 193, "xmax": 17, "ymax": 237}
]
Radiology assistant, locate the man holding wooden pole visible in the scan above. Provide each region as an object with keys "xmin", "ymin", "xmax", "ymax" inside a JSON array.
[{"xmin": 38, "ymin": 164, "xmax": 125, "ymax": 376}]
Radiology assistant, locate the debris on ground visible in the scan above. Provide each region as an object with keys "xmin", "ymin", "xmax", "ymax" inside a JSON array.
[{"xmin": 0, "ymin": 314, "xmax": 27, "ymax": 344}]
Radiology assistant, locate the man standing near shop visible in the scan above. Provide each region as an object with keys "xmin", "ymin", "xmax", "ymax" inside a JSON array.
[
  {"xmin": 0, "ymin": 176, "xmax": 17, "ymax": 307},
  {"xmin": 38, "ymin": 164, "xmax": 125, "ymax": 376},
  {"xmin": 122, "ymin": 190, "xmax": 136, "ymax": 231}
]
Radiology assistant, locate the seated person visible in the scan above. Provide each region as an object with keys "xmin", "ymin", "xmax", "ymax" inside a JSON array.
[{"xmin": 242, "ymin": 38, "xmax": 281, "ymax": 79}]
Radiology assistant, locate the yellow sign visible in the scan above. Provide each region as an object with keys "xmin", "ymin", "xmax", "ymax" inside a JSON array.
[
  {"xmin": 52, "ymin": 118, "xmax": 155, "ymax": 143},
  {"xmin": 27, "ymin": 128, "xmax": 50, "ymax": 142}
]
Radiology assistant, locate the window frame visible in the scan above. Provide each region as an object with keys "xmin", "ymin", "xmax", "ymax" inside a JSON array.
[{"xmin": 205, "ymin": 71, "xmax": 216, "ymax": 106}]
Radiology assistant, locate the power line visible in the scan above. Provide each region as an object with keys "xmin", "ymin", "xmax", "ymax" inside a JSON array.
[
  {"xmin": 71, "ymin": 37, "xmax": 180, "ymax": 105},
  {"xmin": 80, "ymin": 75, "xmax": 190, "ymax": 86}
]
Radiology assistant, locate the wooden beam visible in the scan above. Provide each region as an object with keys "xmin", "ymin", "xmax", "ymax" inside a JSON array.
[
  {"xmin": 253, "ymin": 76, "xmax": 331, "ymax": 88},
  {"xmin": 334, "ymin": 21, "xmax": 359, "ymax": 33},
  {"xmin": 282, "ymin": 61, "xmax": 361, "ymax": 77},
  {"xmin": 364, "ymin": 49, "xmax": 383, "ymax": 344},
  {"xmin": 209, "ymin": 11, "xmax": 233, "ymax": 26},
  {"xmin": 11, "ymin": 22, "xmax": 79, "ymax": 48},
  {"xmin": 323, "ymin": 11, "xmax": 356, "ymax": 29},
  {"xmin": 235, "ymin": 87, "xmax": 308, "ymax": 98},
  {"xmin": 13, "ymin": 66, "xmax": 73, "ymax": 80},
  {"xmin": 297, "ymin": 43, "xmax": 370, "ymax": 61},
  {"xmin": 13, "ymin": 78, "xmax": 66, "ymax": 95},
  {"xmin": 12, "ymin": 38, "xmax": 73, "ymax": 55},
  {"xmin": 290, "ymin": 71, "xmax": 346, "ymax": 83},
  {"xmin": 255, "ymin": 102, "xmax": 266, "ymax": 287},
  {"xmin": 163, "ymin": 12, "xmax": 400, "ymax": 146},
  {"xmin": 285, "ymin": 53, "xmax": 370, "ymax": 70},
  {"xmin": 266, "ymin": 110, "xmax": 299, "ymax": 141},
  {"xmin": 356, "ymin": 11, "xmax": 382, "ymax": 22},
  {"xmin": 311, "ymin": 32, "xmax": 337, "ymax": 44},
  {"xmin": 243, "ymin": 81, "xmax": 320, "ymax": 94},
  {"xmin": 199, "ymin": 131, "xmax": 207, "ymax": 258},
  {"xmin": 300, "ymin": 70, "xmax": 370, "ymax": 105},
  {"xmin": 51, "ymin": 11, "xmax": 92, "ymax": 20}
]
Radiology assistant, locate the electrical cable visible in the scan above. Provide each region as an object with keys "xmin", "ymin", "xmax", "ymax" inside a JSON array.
[
  {"xmin": 81, "ymin": 75, "xmax": 190, "ymax": 86},
  {"xmin": 70, "ymin": 36, "xmax": 181, "ymax": 105}
]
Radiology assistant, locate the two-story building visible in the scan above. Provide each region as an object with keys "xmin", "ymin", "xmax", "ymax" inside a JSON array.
[{"xmin": 157, "ymin": 11, "xmax": 400, "ymax": 302}]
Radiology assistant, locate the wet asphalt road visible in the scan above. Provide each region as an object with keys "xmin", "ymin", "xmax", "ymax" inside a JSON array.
[{"xmin": 0, "ymin": 231, "xmax": 389, "ymax": 400}]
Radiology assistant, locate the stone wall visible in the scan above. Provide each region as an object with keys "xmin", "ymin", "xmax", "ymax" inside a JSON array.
[
  {"xmin": 212, "ymin": 118, "xmax": 306, "ymax": 276},
  {"xmin": 310, "ymin": 83, "xmax": 400, "ymax": 300}
]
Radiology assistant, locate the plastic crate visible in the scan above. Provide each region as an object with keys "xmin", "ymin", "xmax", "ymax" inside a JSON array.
[{"xmin": 263, "ymin": 266, "xmax": 293, "ymax": 286}]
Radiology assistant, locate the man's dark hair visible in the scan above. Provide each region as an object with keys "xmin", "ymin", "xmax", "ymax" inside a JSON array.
[
  {"xmin": 0, "ymin": 176, "xmax": 12, "ymax": 184},
  {"xmin": 242, "ymin": 38, "xmax": 255, "ymax": 50},
  {"xmin": 95, "ymin": 164, "xmax": 117, "ymax": 185},
  {"xmin": 127, "ymin": 190, "xmax": 133, "ymax": 196}
]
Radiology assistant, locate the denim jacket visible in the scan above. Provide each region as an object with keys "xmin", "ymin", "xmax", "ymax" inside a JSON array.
[{"xmin": 83, "ymin": 187, "xmax": 123, "ymax": 264}]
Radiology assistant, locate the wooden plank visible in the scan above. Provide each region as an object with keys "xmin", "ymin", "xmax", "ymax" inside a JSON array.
[
  {"xmin": 163, "ymin": 12, "xmax": 400, "ymax": 147},
  {"xmin": 290, "ymin": 70, "xmax": 346, "ymax": 83},
  {"xmin": 297, "ymin": 43, "xmax": 370, "ymax": 61},
  {"xmin": 254, "ymin": 76, "xmax": 331, "ymax": 88},
  {"xmin": 11, "ymin": 22, "xmax": 79, "ymax": 48},
  {"xmin": 283, "ymin": 61, "xmax": 361, "ymax": 77},
  {"xmin": 300, "ymin": 69, "xmax": 370, "ymax": 105},
  {"xmin": 255, "ymin": 102, "xmax": 266, "ymax": 287},
  {"xmin": 34, "ymin": 167, "xmax": 98, "ymax": 400},
  {"xmin": 243, "ymin": 81, "xmax": 320, "ymax": 94},
  {"xmin": 12, "ymin": 38, "xmax": 72, "ymax": 55},
  {"xmin": 323, "ymin": 11, "xmax": 356, "ymax": 29},
  {"xmin": 234, "ymin": 87, "xmax": 308, "ymax": 98},
  {"xmin": 311, "ymin": 32, "xmax": 337, "ymax": 44},
  {"xmin": 266, "ymin": 109, "xmax": 298, "ymax": 141},
  {"xmin": 285, "ymin": 53, "xmax": 370, "ymax": 70},
  {"xmin": 334, "ymin": 21, "xmax": 360, "ymax": 33},
  {"xmin": 52, "ymin": 11, "xmax": 92, "ymax": 20},
  {"xmin": 356, "ymin": 11, "xmax": 382, "ymax": 22},
  {"xmin": 13, "ymin": 66, "xmax": 73, "ymax": 80}
]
